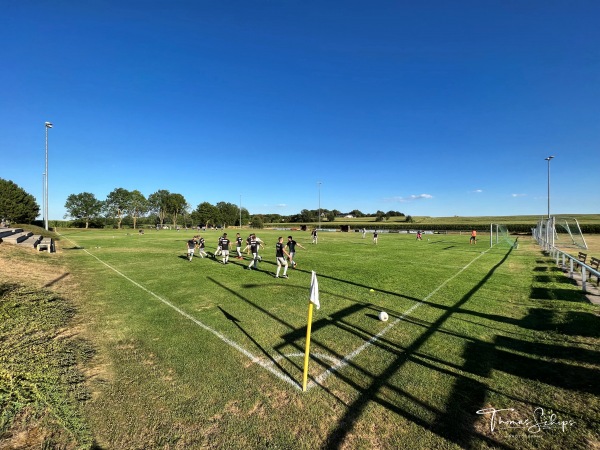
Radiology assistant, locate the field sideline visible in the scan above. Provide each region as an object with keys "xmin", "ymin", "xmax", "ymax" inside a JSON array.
[{"xmin": 2, "ymin": 228, "xmax": 599, "ymax": 449}]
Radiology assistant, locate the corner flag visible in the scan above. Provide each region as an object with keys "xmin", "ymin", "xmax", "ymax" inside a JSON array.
[
  {"xmin": 303, "ymin": 271, "xmax": 320, "ymax": 391},
  {"xmin": 309, "ymin": 270, "xmax": 320, "ymax": 309}
]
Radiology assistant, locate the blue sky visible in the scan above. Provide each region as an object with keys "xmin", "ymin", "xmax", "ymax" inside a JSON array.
[{"xmin": 2, "ymin": 1, "xmax": 599, "ymax": 220}]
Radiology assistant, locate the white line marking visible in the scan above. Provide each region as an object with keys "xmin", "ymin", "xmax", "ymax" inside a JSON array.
[
  {"xmin": 307, "ymin": 249, "xmax": 490, "ymax": 390},
  {"xmin": 58, "ymin": 233, "xmax": 302, "ymax": 390}
]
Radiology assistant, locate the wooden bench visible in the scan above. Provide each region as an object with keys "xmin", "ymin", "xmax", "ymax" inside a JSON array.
[
  {"xmin": 576, "ymin": 252, "xmax": 587, "ymax": 271},
  {"xmin": 590, "ymin": 256, "xmax": 600, "ymax": 285}
]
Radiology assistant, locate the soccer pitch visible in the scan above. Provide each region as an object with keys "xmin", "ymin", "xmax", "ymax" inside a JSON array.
[{"xmin": 56, "ymin": 228, "xmax": 600, "ymax": 449}]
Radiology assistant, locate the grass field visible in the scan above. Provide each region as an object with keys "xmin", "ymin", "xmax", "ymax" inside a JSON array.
[{"xmin": 2, "ymin": 227, "xmax": 600, "ymax": 449}]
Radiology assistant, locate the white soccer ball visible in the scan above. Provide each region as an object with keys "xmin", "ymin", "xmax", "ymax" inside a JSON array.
[{"xmin": 378, "ymin": 311, "xmax": 389, "ymax": 322}]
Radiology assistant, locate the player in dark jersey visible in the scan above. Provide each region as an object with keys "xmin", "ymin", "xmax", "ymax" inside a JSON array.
[
  {"xmin": 244, "ymin": 234, "xmax": 252, "ymax": 255},
  {"xmin": 286, "ymin": 236, "xmax": 305, "ymax": 269},
  {"xmin": 197, "ymin": 236, "xmax": 207, "ymax": 258},
  {"xmin": 220, "ymin": 233, "xmax": 231, "ymax": 264},
  {"xmin": 235, "ymin": 233, "xmax": 243, "ymax": 259},
  {"xmin": 247, "ymin": 234, "xmax": 265, "ymax": 270},
  {"xmin": 214, "ymin": 236, "xmax": 223, "ymax": 258},
  {"xmin": 275, "ymin": 237, "xmax": 290, "ymax": 278},
  {"xmin": 186, "ymin": 237, "xmax": 196, "ymax": 261}
]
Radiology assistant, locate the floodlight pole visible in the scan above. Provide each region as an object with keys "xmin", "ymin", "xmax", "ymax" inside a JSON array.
[
  {"xmin": 544, "ymin": 155, "xmax": 555, "ymax": 251},
  {"xmin": 42, "ymin": 172, "xmax": 46, "ymax": 226},
  {"xmin": 44, "ymin": 122, "xmax": 53, "ymax": 231},
  {"xmin": 239, "ymin": 195, "xmax": 242, "ymax": 229},
  {"xmin": 545, "ymin": 156, "xmax": 554, "ymax": 219},
  {"xmin": 317, "ymin": 181, "xmax": 322, "ymax": 230}
]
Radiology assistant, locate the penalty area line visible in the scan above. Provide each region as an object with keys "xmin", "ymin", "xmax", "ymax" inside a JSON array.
[
  {"xmin": 58, "ymin": 233, "xmax": 302, "ymax": 390},
  {"xmin": 307, "ymin": 249, "xmax": 490, "ymax": 390}
]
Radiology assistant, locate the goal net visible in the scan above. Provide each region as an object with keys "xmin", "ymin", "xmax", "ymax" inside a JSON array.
[
  {"xmin": 554, "ymin": 217, "xmax": 588, "ymax": 250},
  {"xmin": 532, "ymin": 217, "xmax": 588, "ymax": 250},
  {"xmin": 490, "ymin": 224, "xmax": 517, "ymax": 248}
]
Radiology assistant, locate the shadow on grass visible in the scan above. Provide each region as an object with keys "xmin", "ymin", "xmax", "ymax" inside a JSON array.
[
  {"xmin": 529, "ymin": 286, "xmax": 587, "ymax": 302},
  {"xmin": 520, "ymin": 308, "xmax": 600, "ymax": 338},
  {"xmin": 43, "ymin": 272, "xmax": 70, "ymax": 288},
  {"xmin": 215, "ymin": 305, "xmax": 296, "ymax": 384},
  {"xmin": 322, "ymin": 244, "xmax": 600, "ymax": 449},
  {"xmin": 323, "ymin": 247, "xmax": 517, "ymax": 449}
]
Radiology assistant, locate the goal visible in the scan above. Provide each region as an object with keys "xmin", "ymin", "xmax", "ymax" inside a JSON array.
[{"xmin": 490, "ymin": 224, "xmax": 517, "ymax": 248}]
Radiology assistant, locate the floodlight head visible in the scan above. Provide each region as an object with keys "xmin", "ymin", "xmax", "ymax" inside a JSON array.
[
  {"xmin": 45, "ymin": 122, "xmax": 53, "ymax": 128},
  {"xmin": 545, "ymin": 155, "xmax": 554, "ymax": 161}
]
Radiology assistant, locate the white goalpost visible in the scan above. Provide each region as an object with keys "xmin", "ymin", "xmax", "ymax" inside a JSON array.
[{"xmin": 490, "ymin": 223, "xmax": 517, "ymax": 248}]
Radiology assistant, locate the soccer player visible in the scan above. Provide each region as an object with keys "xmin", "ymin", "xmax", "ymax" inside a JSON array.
[
  {"xmin": 186, "ymin": 237, "xmax": 196, "ymax": 261},
  {"xmin": 197, "ymin": 236, "xmax": 208, "ymax": 258},
  {"xmin": 247, "ymin": 234, "xmax": 265, "ymax": 270},
  {"xmin": 470, "ymin": 229, "xmax": 477, "ymax": 244},
  {"xmin": 373, "ymin": 231, "xmax": 378, "ymax": 244},
  {"xmin": 416, "ymin": 230, "xmax": 422, "ymax": 241},
  {"xmin": 275, "ymin": 237, "xmax": 290, "ymax": 278},
  {"xmin": 235, "ymin": 233, "xmax": 243, "ymax": 259},
  {"xmin": 214, "ymin": 235, "xmax": 223, "ymax": 258},
  {"xmin": 286, "ymin": 236, "xmax": 305, "ymax": 269},
  {"xmin": 311, "ymin": 228, "xmax": 318, "ymax": 244},
  {"xmin": 220, "ymin": 233, "xmax": 231, "ymax": 264},
  {"xmin": 244, "ymin": 234, "xmax": 252, "ymax": 255}
]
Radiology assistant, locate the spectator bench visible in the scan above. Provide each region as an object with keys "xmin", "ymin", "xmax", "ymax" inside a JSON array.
[{"xmin": 590, "ymin": 256, "xmax": 600, "ymax": 285}]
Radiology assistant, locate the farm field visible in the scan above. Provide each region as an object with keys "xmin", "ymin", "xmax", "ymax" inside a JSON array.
[{"xmin": 2, "ymin": 227, "xmax": 599, "ymax": 449}]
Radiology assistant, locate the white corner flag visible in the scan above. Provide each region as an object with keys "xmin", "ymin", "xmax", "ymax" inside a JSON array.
[{"xmin": 310, "ymin": 270, "xmax": 320, "ymax": 309}]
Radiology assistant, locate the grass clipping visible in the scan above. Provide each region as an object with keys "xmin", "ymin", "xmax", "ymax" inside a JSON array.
[{"xmin": 0, "ymin": 282, "xmax": 94, "ymax": 449}]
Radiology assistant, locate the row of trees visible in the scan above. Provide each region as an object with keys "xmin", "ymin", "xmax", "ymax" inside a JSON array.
[
  {"xmin": 0, "ymin": 177, "xmax": 409, "ymax": 229},
  {"xmin": 64, "ymin": 189, "xmax": 250, "ymax": 229}
]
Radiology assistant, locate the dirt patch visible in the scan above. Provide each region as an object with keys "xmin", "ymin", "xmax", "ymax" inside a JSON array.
[{"xmin": 0, "ymin": 246, "xmax": 68, "ymax": 289}]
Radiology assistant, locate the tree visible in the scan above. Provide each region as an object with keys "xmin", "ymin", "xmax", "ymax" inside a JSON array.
[
  {"xmin": 0, "ymin": 178, "xmax": 40, "ymax": 224},
  {"xmin": 326, "ymin": 211, "xmax": 336, "ymax": 222},
  {"xmin": 238, "ymin": 207, "xmax": 250, "ymax": 226},
  {"xmin": 127, "ymin": 190, "xmax": 148, "ymax": 230},
  {"xmin": 250, "ymin": 215, "xmax": 264, "ymax": 229},
  {"xmin": 166, "ymin": 193, "xmax": 187, "ymax": 227},
  {"xmin": 350, "ymin": 209, "xmax": 364, "ymax": 218},
  {"xmin": 148, "ymin": 190, "xmax": 171, "ymax": 227},
  {"xmin": 299, "ymin": 209, "xmax": 314, "ymax": 222},
  {"xmin": 104, "ymin": 188, "xmax": 131, "ymax": 229},
  {"xmin": 192, "ymin": 202, "xmax": 217, "ymax": 228},
  {"xmin": 64, "ymin": 192, "xmax": 103, "ymax": 228},
  {"xmin": 386, "ymin": 210, "xmax": 405, "ymax": 218},
  {"xmin": 216, "ymin": 201, "xmax": 240, "ymax": 228}
]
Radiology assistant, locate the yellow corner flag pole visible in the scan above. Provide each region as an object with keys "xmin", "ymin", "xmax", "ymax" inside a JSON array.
[
  {"xmin": 302, "ymin": 271, "xmax": 320, "ymax": 392},
  {"xmin": 302, "ymin": 301, "xmax": 314, "ymax": 391}
]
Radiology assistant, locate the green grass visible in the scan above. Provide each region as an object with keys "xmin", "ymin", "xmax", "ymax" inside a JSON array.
[
  {"xmin": 4, "ymin": 228, "xmax": 600, "ymax": 449},
  {"xmin": 0, "ymin": 282, "xmax": 94, "ymax": 448}
]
